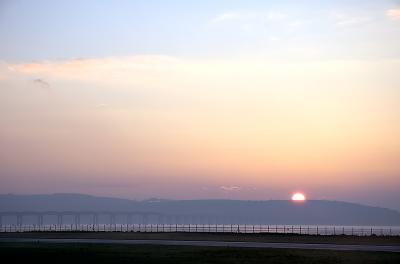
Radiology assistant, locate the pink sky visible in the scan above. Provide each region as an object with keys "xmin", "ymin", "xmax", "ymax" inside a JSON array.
[
  {"xmin": 1, "ymin": 57, "xmax": 399, "ymax": 210},
  {"xmin": 1, "ymin": 1, "xmax": 400, "ymax": 211}
]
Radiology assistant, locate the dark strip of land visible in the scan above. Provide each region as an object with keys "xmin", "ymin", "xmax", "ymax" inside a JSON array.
[
  {"xmin": 1, "ymin": 237, "xmax": 400, "ymax": 252},
  {"xmin": 1, "ymin": 231, "xmax": 399, "ymax": 245}
]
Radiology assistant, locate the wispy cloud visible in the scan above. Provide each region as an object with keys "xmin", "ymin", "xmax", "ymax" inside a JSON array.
[
  {"xmin": 266, "ymin": 12, "xmax": 287, "ymax": 20},
  {"xmin": 210, "ymin": 10, "xmax": 287, "ymax": 24},
  {"xmin": 211, "ymin": 12, "xmax": 243, "ymax": 23},
  {"xmin": 387, "ymin": 8, "xmax": 400, "ymax": 20},
  {"xmin": 220, "ymin": 186, "xmax": 241, "ymax": 192},
  {"xmin": 332, "ymin": 12, "xmax": 371, "ymax": 27},
  {"xmin": 33, "ymin": 78, "xmax": 50, "ymax": 89},
  {"xmin": 8, "ymin": 55, "xmax": 182, "ymax": 87},
  {"xmin": 96, "ymin": 103, "xmax": 109, "ymax": 108}
]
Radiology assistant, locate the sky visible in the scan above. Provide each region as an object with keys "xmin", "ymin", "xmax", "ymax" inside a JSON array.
[{"xmin": 0, "ymin": 0, "xmax": 400, "ymax": 210}]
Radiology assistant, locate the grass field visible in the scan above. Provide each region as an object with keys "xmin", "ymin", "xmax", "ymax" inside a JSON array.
[
  {"xmin": 1, "ymin": 242, "xmax": 399, "ymax": 264},
  {"xmin": 1, "ymin": 231, "xmax": 400, "ymax": 245}
]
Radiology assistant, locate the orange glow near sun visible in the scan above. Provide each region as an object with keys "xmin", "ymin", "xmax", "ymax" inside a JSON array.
[{"xmin": 292, "ymin": 192, "xmax": 306, "ymax": 202}]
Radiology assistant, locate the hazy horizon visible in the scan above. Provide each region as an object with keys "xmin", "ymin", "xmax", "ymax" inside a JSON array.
[
  {"xmin": 1, "ymin": 1, "xmax": 400, "ymax": 211},
  {"xmin": 2, "ymin": 193, "xmax": 400, "ymax": 226}
]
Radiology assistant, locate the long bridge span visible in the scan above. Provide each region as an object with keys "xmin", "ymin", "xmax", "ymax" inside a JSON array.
[{"xmin": 0, "ymin": 211, "xmax": 220, "ymax": 226}]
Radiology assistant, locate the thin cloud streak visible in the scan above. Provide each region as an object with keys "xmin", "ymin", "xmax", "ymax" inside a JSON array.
[
  {"xmin": 210, "ymin": 10, "xmax": 287, "ymax": 24},
  {"xmin": 33, "ymin": 78, "xmax": 50, "ymax": 89},
  {"xmin": 332, "ymin": 13, "xmax": 372, "ymax": 26},
  {"xmin": 220, "ymin": 186, "xmax": 241, "ymax": 192},
  {"xmin": 387, "ymin": 8, "xmax": 400, "ymax": 20}
]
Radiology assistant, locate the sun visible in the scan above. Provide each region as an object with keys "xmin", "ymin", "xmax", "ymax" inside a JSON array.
[{"xmin": 292, "ymin": 192, "xmax": 306, "ymax": 202}]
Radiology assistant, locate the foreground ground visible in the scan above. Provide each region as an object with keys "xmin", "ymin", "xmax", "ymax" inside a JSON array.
[
  {"xmin": 1, "ymin": 242, "xmax": 400, "ymax": 264},
  {"xmin": 1, "ymin": 231, "xmax": 400, "ymax": 245},
  {"xmin": 2, "ymin": 237, "xmax": 400, "ymax": 252}
]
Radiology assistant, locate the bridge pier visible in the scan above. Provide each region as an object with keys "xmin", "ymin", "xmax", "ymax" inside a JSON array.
[
  {"xmin": 93, "ymin": 213, "xmax": 98, "ymax": 225},
  {"xmin": 173, "ymin": 215, "xmax": 179, "ymax": 224},
  {"xmin": 142, "ymin": 215, "xmax": 148, "ymax": 225},
  {"xmin": 17, "ymin": 214, "xmax": 23, "ymax": 226},
  {"xmin": 57, "ymin": 214, "xmax": 63, "ymax": 225},
  {"xmin": 74, "ymin": 214, "xmax": 80, "ymax": 225},
  {"xmin": 110, "ymin": 214, "xmax": 116, "ymax": 225},
  {"xmin": 38, "ymin": 214, "xmax": 44, "ymax": 226},
  {"xmin": 157, "ymin": 215, "xmax": 162, "ymax": 224}
]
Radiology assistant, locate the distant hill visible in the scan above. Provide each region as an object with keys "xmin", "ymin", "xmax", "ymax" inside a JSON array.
[{"xmin": 1, "ymin": 193, "xmax": 400, "ymax": 226}]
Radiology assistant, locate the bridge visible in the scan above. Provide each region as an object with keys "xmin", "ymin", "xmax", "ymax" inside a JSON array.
[
  {"xmin": 0, "ymin": 211, "xmax": 220, "ymax": 226},
  {"xmin": 1, "ymin": 211, "xmax": 163, "ymax": 226}
]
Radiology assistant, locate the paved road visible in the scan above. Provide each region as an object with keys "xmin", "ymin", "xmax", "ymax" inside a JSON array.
[{"xmin": 1, "ymin": 238, "xmax": 400, "ymax": 253}]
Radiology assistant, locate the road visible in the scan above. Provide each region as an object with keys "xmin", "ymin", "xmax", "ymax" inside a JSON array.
[{"xmin": 1, "ymin": 238, "xmax": 400, "ymax": 253}]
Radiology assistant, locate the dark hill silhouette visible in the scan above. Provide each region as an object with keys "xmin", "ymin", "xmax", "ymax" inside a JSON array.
[{"xmin": 1, "ymin": 193, "xmax": 399, "ymax": 226}]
